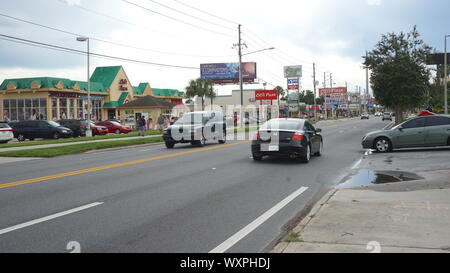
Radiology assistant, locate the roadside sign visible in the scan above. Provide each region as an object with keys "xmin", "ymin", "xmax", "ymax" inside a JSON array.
[{"xmin": 255, "ymin": 90, "xmax": 278, "ymax": 101}]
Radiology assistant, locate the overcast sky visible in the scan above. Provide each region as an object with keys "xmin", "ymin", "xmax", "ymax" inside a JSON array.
[{"xmin": 0, "ymin": 0, "xmax": 449, "ymax": 96}]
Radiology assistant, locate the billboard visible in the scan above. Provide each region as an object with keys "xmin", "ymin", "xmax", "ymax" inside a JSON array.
[
  {"xmin": 200, "ymin": 62, "xmax": 257, "ymax": 84},
  {"xmin": 318, "ymin": 87, "xmax": 348, "ymax": 97},
  {"xmin": 284, "ymin": 65, "xmax": 302, "ymax": 78},
  {"xmin": 255, "ymin": 90, "xmax": 278, "ymax": 101}
]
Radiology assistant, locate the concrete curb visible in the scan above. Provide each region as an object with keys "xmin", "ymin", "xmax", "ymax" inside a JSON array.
[{"xmin": 271, "ymin": 189, "xmax": 339, "ymax": 253}]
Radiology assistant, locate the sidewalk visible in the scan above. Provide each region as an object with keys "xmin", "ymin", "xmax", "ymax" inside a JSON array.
[{"xmin": 273, "ymin": 147, "xmax": 450, "ymax": 253}]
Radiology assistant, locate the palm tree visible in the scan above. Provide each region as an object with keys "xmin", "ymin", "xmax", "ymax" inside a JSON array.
[{"xmin": 185, "ymin": 78, "xmax": 215, "ymax": 110}]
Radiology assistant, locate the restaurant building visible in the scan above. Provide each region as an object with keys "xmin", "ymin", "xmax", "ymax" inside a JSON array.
[{"xmin": 0, "ymin": 65, "xmax": 184, "ymax": 122}]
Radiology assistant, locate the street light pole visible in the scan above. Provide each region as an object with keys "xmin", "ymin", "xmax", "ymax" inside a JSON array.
[
  {"xmin": 238, "ymin": 24, "xmax": 243, "ymax": 128},
  {"xmin": 77, "ymin": 36, "xmax": 92, "ymax": 137},
  {"xmin": 445, "ymin": 35, "xmax": 449, "ymax": 115}
]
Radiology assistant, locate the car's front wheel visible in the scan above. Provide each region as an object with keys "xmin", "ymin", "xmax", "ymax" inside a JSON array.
[
  {"xmin": 17, "ymin": 134, "xmax": 25, "ymax": 142},
  {"xmin": 165, "ymin": 141, "xmax": 175, "ymax": 149},
  {"xmin": 115, "ymin": 129, "xmax": 121, "ymax": 134},
  {"xmin": 53, "ymin": 132, "xmax": 60, "ymax": 139},
  {"xmin": 374, "ymin": 137, "xmax": 392, "ymax": 153}
]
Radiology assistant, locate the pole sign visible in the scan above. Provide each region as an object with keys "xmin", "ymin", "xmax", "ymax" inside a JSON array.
[
  {"xmin": 287, "ymin": 78, "xmax": 300, "ymax": 90},
  {"xmin": 255, "ymin": 90, "xmax": 278, "ymax": 101},
  {"xmin": 284, "ymin": 66, "xmax": 302, "ymax": 78}
]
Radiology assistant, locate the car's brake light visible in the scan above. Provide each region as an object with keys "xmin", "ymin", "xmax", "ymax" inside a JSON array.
[
  {"xmin": 291, "ymin": 132, "xmax": 304, "ymax": 141},
  {"xmin": 252, "ymin": 132, "xmax": 260, "ymax": 140}
]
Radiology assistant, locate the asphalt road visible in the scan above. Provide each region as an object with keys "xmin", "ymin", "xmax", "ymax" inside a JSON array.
[{"xmin": 0, "ymin": 117, "xmax": 387, "ymax": 253}]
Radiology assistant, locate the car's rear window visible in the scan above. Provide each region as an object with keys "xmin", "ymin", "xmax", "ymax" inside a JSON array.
[
  {"xmin": 260, "ymin": 119, "xmax": 303, "ymax": 131},
  {"xmin": 0, "ymin": 123, "xmax": 11, "ymax": 129}
]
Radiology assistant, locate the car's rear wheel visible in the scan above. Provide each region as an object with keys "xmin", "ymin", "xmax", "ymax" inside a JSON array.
[
  {"xmin": 374, "ymin": 137, "xmax": 392, "ymax": 153},
  {"xmin": 300, "ymin": 144, "xmax": 311, "ymax": 163},
  {"xmin": 447, "ymin": 137, "xmax": 450, "ymax": 146}
]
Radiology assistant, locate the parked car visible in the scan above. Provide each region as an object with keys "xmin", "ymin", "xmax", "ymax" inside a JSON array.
[
  {"xmin": 163, "ymin": 111, "xmax": 226, "ymax": 148},
  {"xmin": 362, "ymin": 115, "xmax": 450, "ymax": 153},
  {"xmin": 89, "ymin": 122, "xmax": 109, "ymax": 136},
  {"xmin": 9, "ymin": 120, "xmax": 73, "ymax": 141},
  {"xmin": 0, "ymin": 122, "xmax": 14, "ymax": 144},
  {"xmin": 95, "ymin": 121, "xmax": 132, "ymax": 134},
  {"xmin": 382, "ymin": 112, "xmax": 393, "ymax": 121},
  {"xmin": 57, "ymin": 119, "xmax": 89, "ymax": 137},
  {"xmin": 251, "ymin": 118, "xmax": 323, "ymax": 163},
  {"xmin": 361, "ymin": 112, "xmax": 370, "ymax": 120}
]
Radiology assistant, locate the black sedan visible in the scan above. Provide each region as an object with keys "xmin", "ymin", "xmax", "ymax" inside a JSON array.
[{"xmin": 251, "ymin": 118, "xmax": 323, "ymax": 163}]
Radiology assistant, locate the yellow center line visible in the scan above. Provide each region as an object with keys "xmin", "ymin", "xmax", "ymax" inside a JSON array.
[{"xmin": 0, "ymin": 140, "xmax": 250, "ymax": 190}]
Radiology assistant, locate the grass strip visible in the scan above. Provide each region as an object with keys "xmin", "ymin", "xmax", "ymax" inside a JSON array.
[
  {"xmin": 0, "ymin": 130, "xmax": 161, "ymax": 149},
  {"xmin": 0, "ymin": 136, "xmax": 164, "ymax": 158}
]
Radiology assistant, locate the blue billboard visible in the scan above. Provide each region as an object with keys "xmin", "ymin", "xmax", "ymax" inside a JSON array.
[{"xmin": 200, "ymin": 63, "xmax": 257, "ymax": 84}]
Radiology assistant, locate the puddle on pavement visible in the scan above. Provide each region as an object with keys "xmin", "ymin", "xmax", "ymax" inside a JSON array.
[{"xmin": 335, "ymin": 170, "xmax": 423, "ymax": 189}]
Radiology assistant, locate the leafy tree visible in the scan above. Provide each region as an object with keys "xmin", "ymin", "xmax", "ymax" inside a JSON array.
[
  {"xmin": 185, "ymin": 78, "xmax": 215, "ymax": 110},
  {"xmin": 364, "ymin": 26, "xmax": 432, "ymax": 124},
  {"xmin": 300, "ymin": 90, "xmax": 316, "ymax": 105},
  {"xmin": 316, "ymin": 96, "xmax": 325, "ymax": 105},
  {"xmin": 275, "ymin": 86, "xmax": 286, "ymax": 101}
]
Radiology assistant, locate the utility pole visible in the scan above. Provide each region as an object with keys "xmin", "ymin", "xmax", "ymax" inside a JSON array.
[
  {"xmin": 238, "ymin": 24, "xmax": 243, "ymax": 127},
  {"xmin": 445, "ymin": 35, "xmax": 449, "ymax": 115},
  {"xmin": 330, "ymin": 73, "xmax": 334, "ymax": 118},
  {"xmin": 313, "ymin": 63, "xmax": 317, "ymax": 122},
  {"xmin": 323, "ymin": 72, "xmax": 327, "ymax": 120},
  {"xmin": 365, "ymin": 51, "xmax": 369, "ymax": 114}
]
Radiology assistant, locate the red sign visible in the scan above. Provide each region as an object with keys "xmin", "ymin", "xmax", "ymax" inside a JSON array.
[
  {"xmin": 318, "ymin": 87, "xmax": 347, "ymax": 97},
  {"xmin": 255, "ymin": 90, "xmax": 278, "ymax": 101}
]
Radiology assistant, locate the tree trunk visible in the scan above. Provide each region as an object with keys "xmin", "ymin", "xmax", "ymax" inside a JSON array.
[
  {"xmin": 394, "ymin": 105, "xmax": 403, "ymax": 125},
  {"xmin": 201, "ymin": 97, "xmax": 204, "ymax": 111}
]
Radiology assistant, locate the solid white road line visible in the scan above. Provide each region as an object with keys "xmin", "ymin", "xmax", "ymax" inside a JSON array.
[
  {"xmin": 209, "ymin": 186, "xmax": 309, "ymax": 253},
  {"xmin": 0, "ymin": 202, "xmax": 103, "ymax": 236}
]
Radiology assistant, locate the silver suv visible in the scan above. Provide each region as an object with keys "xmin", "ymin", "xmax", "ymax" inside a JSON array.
[{"xmin": 382, "ymin": 112, "xmax": 392, "ymax": 121}]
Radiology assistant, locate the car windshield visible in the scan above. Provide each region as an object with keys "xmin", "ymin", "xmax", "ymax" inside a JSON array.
[
  {"xmin": 175, "ymin": 113, "xmax": 206, "ymax": 125},
  {"xmin": 48, "ymin": 121, "xmax": 61, "ymax": 127},
  {"xmin": 260, "ymin": 119, "xmax": 303, "ymax": 131}
]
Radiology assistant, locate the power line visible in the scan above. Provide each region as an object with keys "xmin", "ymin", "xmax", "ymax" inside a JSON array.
[
  {"xmin": 0, "ymin": 12, "xmax": 234, "ymax": 58},
  {"xmin": 144, "ymin": 0, "xmax": 235, "ymax": 31},
  {"xmin": 0, "ymin": 34, "xmax": 200, "ymax": 70},
  {"xmin": 122, "ymin": 0, "xmax": 235, "ymax": 39},
  {"xmin": 172, "ymin": 0, "xmax": 239, "ymax": 26}
]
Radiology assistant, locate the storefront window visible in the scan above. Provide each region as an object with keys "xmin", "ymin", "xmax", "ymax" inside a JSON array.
[
  {"xmin": 52, "ymin": 98, "xmax": 58, "ymax": 120},
  {"xmin": 2, "ymin": 98, "xmax": 48, "ymax": 121},
  {"xmin": 10, "ymin": 99, "xmax": 17, "ymax": 121},
  {"xmin": 39, "ymin": 98, "xmax": 47, "ymax": 120},
  {"xmin": 18, "ymin": 99, "xmax": 24, "ymax": 121},
  {"xmin": 3, "ymin": 99, "xmax": 9, "ymax": 121},
  {"xmin": 68, "ymin": 99, "xmax": 75, "ymax": 119},
  {"xmin": 59, "ymin": 98, "xmax": 67, "ymax": 120},
  {"xmin": 77, "ymin": 98, "xmax": 84, "ymax": 119}
]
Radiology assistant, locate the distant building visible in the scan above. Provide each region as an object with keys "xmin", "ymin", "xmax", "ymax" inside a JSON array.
[{"xmin": 0, "ymin": 65, "xmax": 184, "ymax": 122}]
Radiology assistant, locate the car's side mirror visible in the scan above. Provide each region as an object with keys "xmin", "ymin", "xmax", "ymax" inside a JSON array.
[
  {"xmin": 315, "ymin": 128, "xmax": 322, "ymax": 133},
  {"xmin": 398, "ymin": 126, "xmax": 403, "ymax": 131}
]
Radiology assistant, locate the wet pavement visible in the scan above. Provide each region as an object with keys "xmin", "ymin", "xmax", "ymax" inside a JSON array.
[{"xmin": 335, "ymin": 170, "xmax": 423, "ymax": 189}]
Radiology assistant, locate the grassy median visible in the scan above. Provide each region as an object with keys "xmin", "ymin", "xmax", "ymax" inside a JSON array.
[
  {"xmin": 0, "ymin": 130, "xmax": 161, "ymax": 149},
  {"xmin": 0, "ymin": 136, "xmax": 164, "ymax": 158}
]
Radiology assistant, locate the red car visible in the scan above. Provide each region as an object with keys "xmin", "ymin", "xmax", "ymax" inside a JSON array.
[
  {"xmin": 89, "ymin": 122, "xmax": 109, "ymax": 136},
  {"xmin": 95, "ymin": 121, "xmax": 132, "ymax": 134}
]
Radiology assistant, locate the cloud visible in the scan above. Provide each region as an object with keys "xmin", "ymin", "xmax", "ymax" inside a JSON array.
[
  {"xmin": 367, "ymin": 0, "xmax": 382, "ymax": 6},
  {"xmin": 62, "ymin": 0, "xmax": 81, "ymax": 6}
]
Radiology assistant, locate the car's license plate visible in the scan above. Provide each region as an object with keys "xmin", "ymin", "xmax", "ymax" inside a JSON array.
[{"xmin": 268, "ymin": 145, "xmax": 279, "ymax": 151}]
